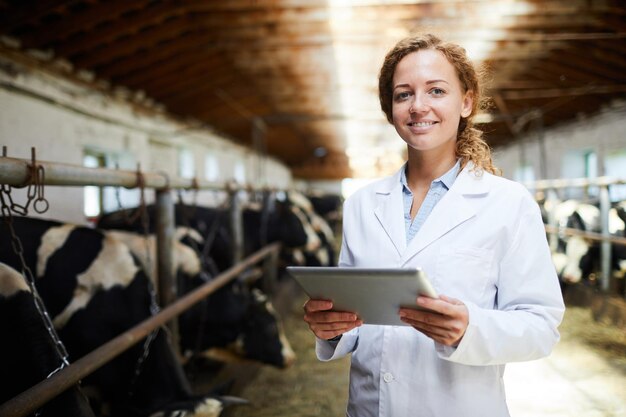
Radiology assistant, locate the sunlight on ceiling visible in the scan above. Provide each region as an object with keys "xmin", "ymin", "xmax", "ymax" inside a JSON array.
[{"xmin": 328, "ymin": 0, "xmax": 533, "ymax": 178}]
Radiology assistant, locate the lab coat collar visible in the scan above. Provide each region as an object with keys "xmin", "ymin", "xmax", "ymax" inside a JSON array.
[{"xmin": 373, "ymin": 161, "xmax": 490, "ymax": 262}]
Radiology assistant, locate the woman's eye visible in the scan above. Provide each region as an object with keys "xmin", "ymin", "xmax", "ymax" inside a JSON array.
[
  {"xmin": 430, "ymin": 87, "xmax": 445, "ymax": 96},
  {"xmin": 394, "ymin": 91, "xmax": 411, "ymax": 101}
]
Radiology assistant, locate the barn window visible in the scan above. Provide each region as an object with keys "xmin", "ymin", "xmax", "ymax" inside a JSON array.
[
  {"xmin": 83, "ymin": 152, "xmax": 104, "ymax": 219},
  {"xmin": 178, "ymin": 148, "xmax": 195, "ymax": 179},
  {"xmin": 514, "ymin": 165, "xmax": 534, "ymax": 183},
  {"xmin": 606, "ymin": 150, "xmax": 626, "ymax": 202},
  {"xmin": 584, "ymin": 151, "xmax": 599, "ymax": 200},
  {"xmin": 84, "ymin": 149, "xmax": 140, "ymax": 221},
  {"xmin": 204, "ymin": 154, "xmax": 219, "ymax": 181},
  {"xmin": 234, "ymin": 161, "xmax": 246, "ymax": 184}
]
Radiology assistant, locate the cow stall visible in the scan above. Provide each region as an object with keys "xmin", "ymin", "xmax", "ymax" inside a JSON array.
[
  {"xmin": 0, "ymin": 150, "xmax": 308, "ymax": 417},
  {"xmin": 527, "ymin": 175, "xmax": 626, "ymax": 328}
]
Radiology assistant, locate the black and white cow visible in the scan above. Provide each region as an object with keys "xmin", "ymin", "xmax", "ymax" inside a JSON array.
[
  {"xmin": 0, "ymin": 216, "xmax": 243, "ymax": 417},
  {"xmin": 105, "ymin": 228, "xmax": 296, "ymax": 368},
  {"xmin": 285, "ymin": 191, "xmax": 337, "ymax": 266},
  {"xmin": 97, "ymin": 198, "xmax": 321, "ymax": 268},
  {"xmin": 0, "ymin": 261, "xmax": 96, "ymax": 417},
  {"xmin": 554, "ymin": 201, "xmax": 626, "ymax": 291},
  {"xmin": 308, "ymin": 193, "xmax": 343, "ymax": 233}
]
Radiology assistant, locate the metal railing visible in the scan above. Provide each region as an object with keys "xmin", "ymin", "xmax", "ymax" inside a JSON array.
[
  {"xmin": 0, "ymin": 153, "xmax": 282, "ymax": 417},
  {"xmin": 524, "ymin": 176, "xmax": 626, "ymax": 295},
  {"xmin": 0, "ymin": 243, "xmax": 280, "ymax": 417}
]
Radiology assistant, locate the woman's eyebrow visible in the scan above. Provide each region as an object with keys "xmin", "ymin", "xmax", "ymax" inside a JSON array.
[
  {"xmin": 426, "ymin": 79, "xmax": 449, "ymax": 85},
  {"xmin": 393, "ymin": 83, "xmax": 410, "ymax": 91},
  {"xmin": 393, "ymin": 79, "xmax": 450, "ymax": 91}
]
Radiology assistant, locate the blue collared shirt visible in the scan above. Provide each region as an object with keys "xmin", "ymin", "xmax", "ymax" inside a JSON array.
[{"xmin": 400, "ymin": 160, "xmax": 461, "ymax": 244}]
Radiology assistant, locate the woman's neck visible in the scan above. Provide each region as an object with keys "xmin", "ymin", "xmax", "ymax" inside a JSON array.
[{"xmin": 405, "ymin": 148, "xmax": 457, "ymax": 189}]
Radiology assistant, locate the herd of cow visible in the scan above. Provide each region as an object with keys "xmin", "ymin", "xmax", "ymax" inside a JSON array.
[
  {"xmin": 0, "ymin": 191, "xmax": 342, "ymax": 417},
  {"xmin": 542, "ymin": 197, "xmax": 626, "ymax": 294}
]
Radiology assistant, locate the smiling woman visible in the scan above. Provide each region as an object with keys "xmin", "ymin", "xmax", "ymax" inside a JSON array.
[{"xmin": 302, "ymin": 33, "xmax": 565, "ymax": 417}]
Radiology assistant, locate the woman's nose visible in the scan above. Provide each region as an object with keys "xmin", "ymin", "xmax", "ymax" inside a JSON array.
[{"xmin": 409, "ymin": 94, "xmax": 428, "ymax": 113}]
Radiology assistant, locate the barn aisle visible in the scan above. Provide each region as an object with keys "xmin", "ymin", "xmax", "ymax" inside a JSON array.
[
  {"xmin": 229, "ymin": 288, "xmax": 350, "ymax": 417},
  {"xmin": 231, "ymin": 295, "xmax": 625, "ymax": 417},
  {"xmin": 505, "ymin": 306, "xmax": 626, "ymax": 417}
]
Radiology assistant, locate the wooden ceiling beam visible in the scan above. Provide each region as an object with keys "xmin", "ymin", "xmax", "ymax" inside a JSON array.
[
  {"xmin": 39, "ymin": 1, "xmax": 621, "ymax": 58},
  {"xmin": 545, "ymin": 49, "xmax": 626, "ymax": 82},
  {"xmin": 74, "ymin": 30, "xmax": 626, "ymax": 71},
  {"xmin": 149, "ymin": 66, "xmax": 239, "ymax": 103},
  {"xmin": 160, "ymin": 0, "xmax": 617, "ymax": 15},
  {"xmin": 119, "ymin": 51, "xmax": 230, "ymax": 94},
  {"xmin": 0, "ymin": 0, "xmax": 80, "ymax": 32},
  {"xmin": 20, "ymin": 0, "xmax": 154, "ymax": 48},
  {"xmin": 96, "ymin": 30, "xmax": 217, "ymax": 79},
  {"xmin": 499, "ymin": 84, "xmax": 626, "ymax": 100}
]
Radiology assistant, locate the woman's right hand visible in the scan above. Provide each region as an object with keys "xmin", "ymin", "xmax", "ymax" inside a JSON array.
[{"xmin": 303, "ymin": 299, "xmax": 363, "ymax": 340}]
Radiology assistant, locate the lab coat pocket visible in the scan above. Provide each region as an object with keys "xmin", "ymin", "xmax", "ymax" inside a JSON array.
[{"xmin": 435, "ymin": 246, "xmax": 494, "ymax": 303}]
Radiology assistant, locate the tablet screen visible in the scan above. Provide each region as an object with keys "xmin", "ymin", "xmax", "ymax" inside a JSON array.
[{"xmin": 287, "ymin": 266, "xmax": 438, "ymax": 326}]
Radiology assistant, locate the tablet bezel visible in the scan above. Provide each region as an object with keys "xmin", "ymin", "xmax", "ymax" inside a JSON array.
[{"xmin": 287, "ymin": 266, "xmax": 438, "ymax": 326}]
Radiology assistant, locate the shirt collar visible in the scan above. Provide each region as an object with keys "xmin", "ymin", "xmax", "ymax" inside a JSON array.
[{"xmin": 400, "ymin": 159, "xmax": 461, "ymax": 192}]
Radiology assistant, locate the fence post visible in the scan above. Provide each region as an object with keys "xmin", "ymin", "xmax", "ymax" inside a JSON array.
[
  {"xmin": 229, "ymin": 188, "xmax": 244, "ymax": 264},
  {"xmin": 262, "ymin": 244, "xmax": 280, "ymax": 295},
  {"xmin": 155, "ymin": 188, "xmax": 179, "ymax": 348},
  {"xmin": 599, "ymin": 184, "xmax": 612, "ymax": 292}
]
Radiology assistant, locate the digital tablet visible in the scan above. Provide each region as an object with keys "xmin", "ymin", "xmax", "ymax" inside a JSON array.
[{"xmin": 286, "ymin": 266, "xmax": 438, "ymax": 326}]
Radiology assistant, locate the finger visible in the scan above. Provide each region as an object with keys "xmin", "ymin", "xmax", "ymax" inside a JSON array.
[
  {"xmin": 415, "ymin": 296, "xmax": 448, "ymax": 314},
  {"xmin": 400, "ymin": 313, "xmax": 448, "ymax": 331},
  {"xmin": 416, "ymin": 296, "xmax": 464, "ymax": 317},
  {"xmin": 399, "ymin": 309, "xmax": 447, "ymax": 327},
  {"xmin": 303, "ymin": 299, "xmax": 333, "ymax": 313},
  {"xmin": 439, "ymin": 294, "xmax": 463, "ymax": 305},
  {"xmin": 304, "ymin": 311, "xmax": 359, "ymax": 324},
  {"xmin": 311, "ymin": 320, "xmax": 363, "ymax": 332},
  {"xmin": 313, "ymin": 321, "xmax": 362, "ymax": 340},
  {"xmin": 404, "ymin": 320, "xmax": 457, "ymax": 342}
]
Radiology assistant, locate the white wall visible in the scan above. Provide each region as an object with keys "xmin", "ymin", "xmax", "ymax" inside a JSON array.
[
  {"xmin": 0, "ymin": 51, "xmax": 292, "ymax": 224},
  {"xmin": 493, "ymin": 103, "xmax": 626, "ymax": 201}
]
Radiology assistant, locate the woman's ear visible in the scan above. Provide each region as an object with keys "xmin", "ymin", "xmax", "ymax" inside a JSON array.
[{"xmin": 461, "ymin": 90, "xmax": 474, "ymax": 118}]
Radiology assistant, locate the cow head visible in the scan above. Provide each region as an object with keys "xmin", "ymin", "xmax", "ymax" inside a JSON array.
[{"xmin": 234, "ymin": 289, "xmax": 296, "ymax": 368}]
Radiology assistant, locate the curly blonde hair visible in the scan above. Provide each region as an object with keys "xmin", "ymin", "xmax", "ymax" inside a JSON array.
[{"xmin": 378, "ymin": 34, "xmax": 500, "ymax": 175}]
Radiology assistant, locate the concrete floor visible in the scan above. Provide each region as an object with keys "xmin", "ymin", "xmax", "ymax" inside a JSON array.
[
  {"xmin": 505, "ymin": 338, "xmax": 626, "ymax": 417},
  {"xmin": 233, "ymin": 296, "xmax": 626, "ymax": 417}
]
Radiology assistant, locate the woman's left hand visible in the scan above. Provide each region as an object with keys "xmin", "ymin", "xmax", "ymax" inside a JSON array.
[{"xmin": 399, "ymin": 294, "xmax": 468, "ymax": 346}]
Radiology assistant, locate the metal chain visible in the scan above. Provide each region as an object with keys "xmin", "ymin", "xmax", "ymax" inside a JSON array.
[
  {"xmin": 114, "ymin": 162, "xmax": 125, "ymax": 212},
  {"xmin": 177, "ymin": 189, "xmax": 221, "ymax": 277},
  {"xmin": 0, "ymin": 151, "xmax": 69, "ymax": 369},
  {"xmin": 127, "ymin": 167, "xmax": 161, "ymax": 398},
  {"xmin": 1, "ymin": 147, "xmax": 50, "ymax": 215}
]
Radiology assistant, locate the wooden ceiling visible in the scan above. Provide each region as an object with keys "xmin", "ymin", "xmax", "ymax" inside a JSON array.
[{"xmin": 0, "ymin": 0, "xmax": 625, "ymax": 179}]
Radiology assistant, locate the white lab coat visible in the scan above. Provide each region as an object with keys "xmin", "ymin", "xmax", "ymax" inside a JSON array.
[{"xmin": 316, "ymin": 163, "xmax": 565, "ymax": 417}]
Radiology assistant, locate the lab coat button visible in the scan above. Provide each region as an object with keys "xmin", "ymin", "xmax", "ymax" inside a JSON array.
[{"xmin": 383, "ymin": 372, "xmax": 394, "ymax": 383}]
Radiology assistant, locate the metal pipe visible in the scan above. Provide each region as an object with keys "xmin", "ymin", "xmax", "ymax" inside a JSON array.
[
  {"xmin": 0, "ymin": 242, "xmax": 281, "ymax": 417},
  {"xmin": 523, "ymin": 175, "xmax": 626, "ymax": 191},
  {"xmin": 544, "ymin": 225, "xmax": 626, "ymax": 246},
  {"xmin": 0, "ymin": 157, "xmax": 264, "ymax": 191}
]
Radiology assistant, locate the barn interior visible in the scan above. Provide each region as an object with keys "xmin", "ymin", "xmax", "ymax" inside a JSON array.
[
  {"xmin": 0, "ymin": 1, "xmax": 625, "ymax": 417},
  {"xmin": 1, "ymin": 0, "xmax": 625, "ymax": 184}
]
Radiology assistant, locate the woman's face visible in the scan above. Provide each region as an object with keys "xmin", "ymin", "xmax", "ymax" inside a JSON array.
[{"xmin": 391, "ymin": 49, "xmax": 473, "ymax": 155}]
